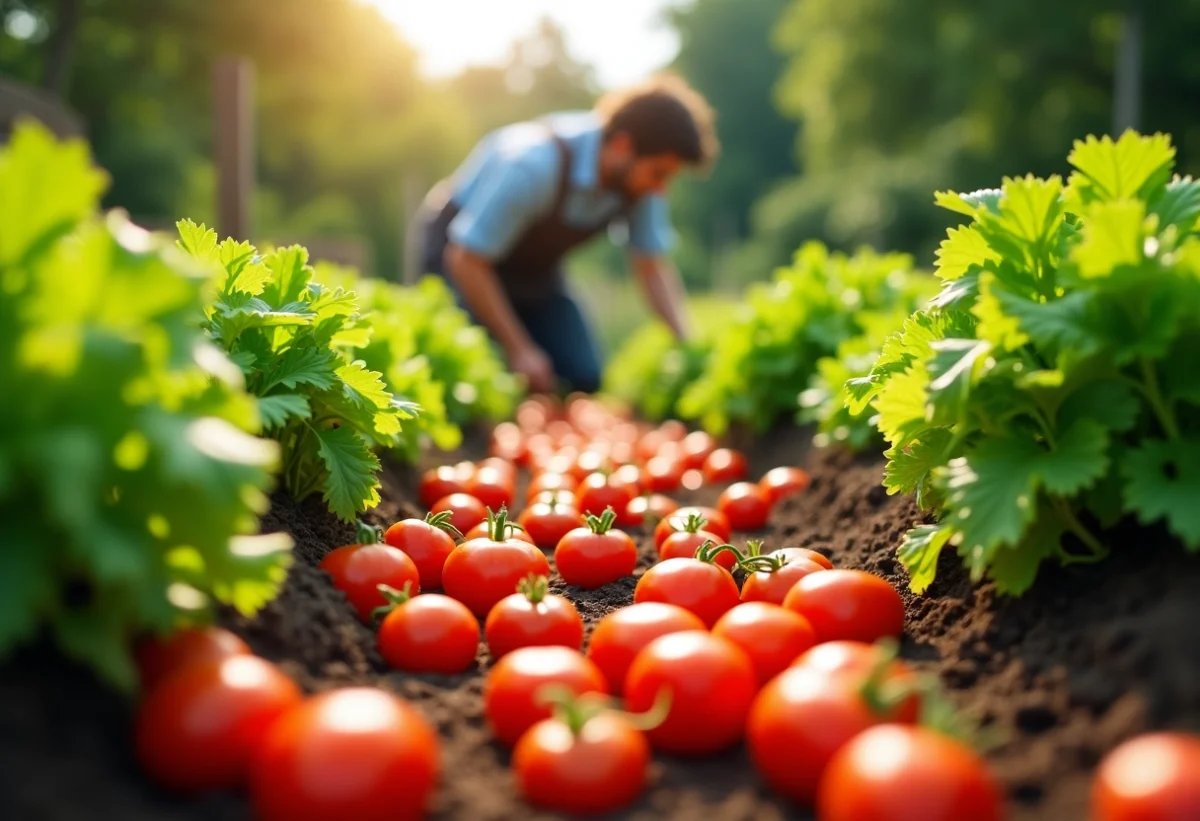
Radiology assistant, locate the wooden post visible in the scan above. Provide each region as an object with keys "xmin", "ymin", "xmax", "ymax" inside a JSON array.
[
  {"xmin": 214, "ymin": 58, "xmax": 254, "ymax": 241},
  {"xmin": 1113, "ymin": 9, "xmax": 1143, "ymax": 135}
]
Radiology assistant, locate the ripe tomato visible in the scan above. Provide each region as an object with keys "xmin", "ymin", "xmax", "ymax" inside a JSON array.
[
  {"xmin": 464, "ymin": 520, "xmax": 534, "ymax": 544},
  {"xmin": 135, "ymin": 626, "xmax": 250, "ymax": 692},
  {"xmin": 747, "ymin": 665, "xmax": 910, "ymax": 804},
  {"xmin": 570, "ymin": 448, "xmax": 610, "ymax": 482},
  {"xmin": 429, "ymin": 492, "xmax": 488, "ymax": 534},
  {"xmin": 783, "ymin": 569, "xmax": 905, "ymax": 644},
  {"xmin": 658, "ymin": 419, "xmax": 688, "ymax": 441},
  {"xmin": 319, "ymin": 524, "xmax": 421, "ymax": 623},
  {"xmin": 249, "ymin": 687, "xmax": 440, "ymax": 821},
  {"xmin": 575, "ymin": 472, "xmax": 637, "ymax": 518},
  {"xmin": 776, "ymin": 546, "xmax": 834, "ymax": 570},
  {"xmin": 585, "ymin": 602, "xmax": 707, "ymax": 694},
  {"xmin": 760, "ymin": 466, "xmax": 810, "ymax": 505},
  {"xmin": 136, "ymin": 655, "xmax": 302, "ymax": 793},
  {"xmin": 624, "ymin": 493, "xmax": 679, "ymax": 529},
  {"xmin": 485, "ymin": 575, "xmax": 583, "ymax": 659},
  {"xmin": 377, "ymin": 588, "xmax": 480, "ymax": 674},
  {"xmin": 740, "ymin": 553, "xmax": 827, "ymax": 604},
  {"xmin": 442, "ymin": 520, "xmax": 551, "ymax": 619},
  {"xmin": 518, "ymin": 499, "xmax": 583, "ymax": 549},
  {"xmin": 484, "ymin": 646, "xmax": 608, "ymax": 747},
  {"xmin": 645, "ymin": 454, "xmax": 684, "ymax": 493},
  {"xmin": 383, "ymin": 512, "xmax": 460, "ymax": 590},
  {"xmin": 478, "ymin": 456, "xmax": 517, "ymax": 482},
  {"xmin": 659, "ymin": 524, "xmax": 733, "ymax": 570},
  {"xmin": 791, "ymin": 640, "xmax": 921, "ymax": 722},
  {"xmin": 633, "ymin": 546, "xmax": 741, "ymax": 628},
  {"xmin": 465, "ymin": 465, "xmax": 515, "ymax": 511},
  {"xmin": 654, "ymin": 506, "xmax": 732, "ymax": 548},
  {"xmin": 718, "ymin": 481, "xmax": 772, "ymax": 530},
  {"xmin": 452, "ymin": 459, "xmax": 477, "ymax": 484},
  {"xmin": 703, "ymin": 447, "xmax": 748, "ymax": 483},
  {"xmin": 613, "ymin": 463, "xmax": 647, "ymax": 493},
  {"xmin": 514, "ymin": 710, "xmax": 651, "ymax": 816},
  {"xmin": 526, "ymin": 471, "xmax": 578, "ymax": 502},
  {"xmin": 712, "ymin": 602, "xmax": 818, "ymax": 687},
  {"xmin": 529, "ymin": 488, "xmax": 577, "ymax": 508},
  {"xmin": 490, "ymin": 421, "xmax": 527, "ymax": 463},
  {"xmin": 555, "ymin": 508, "xmax": 638, "ymax": 590},
  {"xmin": 817, "ymin": 725, "xmax": 1004, "ymax": 821},
  {"xmin": 624, "ymin": 631, "xmax": 757, "ymax": 755},
  {"xmin": 418, "ymin": 465, "xmax": 465, "ymax": 509},
  {"xmin": 681, "ymin": 430, "xmax": 715, "ymax": 469},
  {"xmin": 1091, "ymin": 732, "xmax": 1200, "ymax": 821}
]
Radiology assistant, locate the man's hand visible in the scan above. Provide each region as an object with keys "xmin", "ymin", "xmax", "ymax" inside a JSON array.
[
  {"xmin": 632, "ymin": 253, "xmax": 693, "ymax": 342},
  {"xmin": 507, "ymin": 342, "xmax": 557, "ymax": 394}
]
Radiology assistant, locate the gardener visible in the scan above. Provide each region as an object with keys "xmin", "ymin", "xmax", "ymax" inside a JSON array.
[{"xmin": 414, "ymin": 74, "xmax": 718, "ymax": 395}]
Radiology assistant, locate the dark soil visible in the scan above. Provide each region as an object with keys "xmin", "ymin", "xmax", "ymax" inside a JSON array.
[{"xmin": 3, "ymin": 422, "xmax": 1199, "ymax": 820}]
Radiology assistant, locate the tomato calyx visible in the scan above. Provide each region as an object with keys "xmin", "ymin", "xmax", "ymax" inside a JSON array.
[
  {"xmin": 536, "ymin": 682, "xmax": 673, "ymax": 737},
  {"xmin": 424, "ymin": 510, "xmax": 464, "ymax": 542},
  {"xmin": 371, "ymin": 581, "xmax": 414, "ymax": 623},
  {"xmin": 695, "ymin": 540, "xmax": 743, "ymax": 566},
  {"xmin": 483, "ymin": 505, "xmax": 526, "ymax": 542},
  {"xmin": 736, "ymin": 542, "xmax": 789, "ymax": 574},
  {"xmin": 517, "ymin": 574, "xmax": 551, "ymax": 604},
  {"xmin": 353, "ymin": 519, "xmax": 385, "ymax": 545},
  {"xmin": 676, "ymin": 512, "xmax": 709, "ymax": 535},
  {"xmin": 584, "ymin": 507, "xmax": 618, "ymax": 535}
]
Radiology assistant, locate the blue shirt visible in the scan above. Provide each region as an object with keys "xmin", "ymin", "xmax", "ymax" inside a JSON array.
[{"xmin": 444, "ymin": 110, "xmax": 674, "ymax": 260}]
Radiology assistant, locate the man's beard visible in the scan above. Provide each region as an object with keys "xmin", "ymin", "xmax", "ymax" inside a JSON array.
[{"xmin": 602, "ymin": 159, "xmax": 637, "ymax": 199}]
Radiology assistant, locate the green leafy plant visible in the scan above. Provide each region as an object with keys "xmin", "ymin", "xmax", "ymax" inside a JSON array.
[
  {"xmin": 601, "ymin": 321, "xmax": 712, "ymax": 421},
  {"xmin": 0, "ymin": 122, "xmax": 290, "ymax": 688},
  {"xmin": 850, "ymin": 130, "xmax": 1200, "ymax": 596},
  {"xmin": 177, "ymin": 222, "xmax": 417, "ymax": 522}
]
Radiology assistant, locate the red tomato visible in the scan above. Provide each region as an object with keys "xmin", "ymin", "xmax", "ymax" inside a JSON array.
[
  {"xmin": 452, "ymin": 460, "xmax": 477, "ymax": 484},
  {"xmin": 429, "ymin": 492, "xmax": 488, "ymax": 534},
  {"xmin": 135, "ymin": 626, "xmax": 250, "ymax": 692},
  {"xmin": 747, "ymin": 665, "xmax": 910, "ymax": 804},
  {"xmin": 442, "ymin": 530, "xmax": 551, "ymax": 619},
  {"xmin": 645, "ymin": 454, "xmax": 684, "ymax": 493},
  {"xmin": 574, "ymin": 472, "xmax": 637, "ymax": 518},
  {"xmin": 529, "ymin": 488, "xmax": 577, "ymax": 508},
  {"xmin": 659, "ymin": 527, "xmax": 732, "ymax": 570},
  {"xmin": 464, "ymin": 520, "xmax": 534, "ymax": 544},
  {"xmin": 526, "ymin": 472, "xmax": 578, "ymax": 502},
  {"xmin": 478, "ymin": 456, "xmax": 517, "ymax": 481},
  {"xmin": 377, "ymin": 589, "xmax": 480, "ymax": 674},
  {"xmin": 654, "ymin": 506, "xmax": 732, "ymax": 548},
  {"xmin": 760, "ymin": 466, "xmax": 810, "ymax": 505},
  {"xmin": 712, "ymin": 602, "xmax": 818, "ymax": 687},
  {"xmin": 319, "ymin": 528, "xmax": 421, "ymax": 623},
  {"xmin": 383, "ymin": 513, "xmax": 459, "ymax": 590},
  {"xmin": 418, "ymin": 465, "xmax": 465, "ymax": 509},
  {"xmin": 485, "ymin": 575, "xmax": 583, "ymax": 659},
  {"xmin": 637, "ymin": 429, "xmax": 669, "ymax": 462},
  {"xmin": 514, "ymin": 711, "xmax": 650, "ymax": 816},
  {"xmin": 741, "ymin": 554, "xmax": 827, "ymax": 604},
  {"xmin": 518, "ymin": 500, "xmax": 583, "ymax": 549},
  {"xmin": 681, "ymin": 467, "xmax": 705, "ymax": 490},
  {"xmin": 585, "ymin": 602, "xmax": 707, "ymax": 694},
  {"xmin": 703, "ymin": 447, "xmax": 748, "ymax": 483},
  {"xmin": 136, "ymin": 656, "xmax": 302, "ymax": 793},
  {"xmin": 776, "ymin": 546, "xmax": 834, "ymax": 570},
  {"xmin": 717, "ymin": 481, "xmax": 772, "ymax": 530},
  {"xmin": 465, "ymin": 465, "xmax": 515, "ymax": 512},
  {"xmin": 783, "ymin": 569, "xmax": 905, "ymax": 644},
  {"xmin": 633, "ymin": 547, "xmax": 741, "ymax": 628},
  {"xmin": 624, "ymin": 493, "xmax": 679, "ymax": 529},
  {"xmin": 490, "ymin": 421, "xmax": 527, "ymax": 463},
  {"xmin": 817, "ymin": 725, "xmax": 1004, "ymax": 821},
  {"xmin": 791, "ymin": 641, "xmax": 921, "ymax": 722},
  {"xmin": 624, "ymin": 631, "xmax": 757, "ymax": 755},
  {"xmin": 613, "ymin": 463, "xmax": 647, "ymax": 493},
  {"xmin": 681, "ymin": 430, "xmax": 715, "ymax": 469},
  {"xmin": 555, "ymin": 509, "xmax": 638, "ymax": 590},
  {"xmin": 659, "ymin": 419, "xmax": 688, "ymax": 441},
  {"xmin": 249, "ymin": 687, "xmax": 440, "ymax": 821},
  {"xmin": 1091, "ymin": 732, "xmax": 1200, "ymax": 821},
  {"xmin": 484, "ymin": 646, "xmax": 608, "ymax": 747}
]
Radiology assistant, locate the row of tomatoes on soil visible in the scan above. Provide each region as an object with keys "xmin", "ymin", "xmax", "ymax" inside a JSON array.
[{"xmin": 126, "ymin": 397, "xmax": 1200, "ymax": 820}]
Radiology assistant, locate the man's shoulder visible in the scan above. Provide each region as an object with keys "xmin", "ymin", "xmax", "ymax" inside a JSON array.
[{"xmin": 490, "ymin": 110, "xmax": 597, "ymax": 171}]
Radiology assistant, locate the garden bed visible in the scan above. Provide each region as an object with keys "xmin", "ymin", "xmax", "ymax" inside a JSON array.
[{"xmin": 3, "ymin": 423, "xmax": 1198, "ymax": 820}]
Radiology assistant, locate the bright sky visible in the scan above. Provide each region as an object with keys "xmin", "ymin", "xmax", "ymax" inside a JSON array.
[{"xmin": 365, "ymin": 0, "xmax": 682, "ymax": 89}]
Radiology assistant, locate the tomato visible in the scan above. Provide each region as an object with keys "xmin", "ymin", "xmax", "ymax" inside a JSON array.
[
  {"xmin": 135, "ymin": 626, "xmax": 250, "ymax": 692},
  {"xmin": 817, "ymin": 725, "xmax": 1004, "ymax": 821},
  {"xmin": 529, "ymin": 488, "xmax": 577, "ymax": 508},
  {"xmin": 464, "ymin": 520, "xmax": 534, "ymax": 544},
  {"xmin": 518, "ymin": 499, "xmax": 583, "ymax": 549},
  {"xmin": 712, "ymin": 602, "xmax": 818, "ymax": 687},
  {"xmin": 136, "ymin": 655, "xmax": 302, "ymax": 793},
  {"xmin": 484, "ymin": 646, "xmax": 608, "ymax": 747},
  {"xmin": 382, "ymin": 512, "xmax": 460, "ymax": 590},
  {"xmin": 586, "ymin": 602, "xmax": 707, "ymax": 694},
  {"xmin": 418, "ymin": 465, "xmax": 465, "ymax": 509},
  {"xmin": 1091, "ymin": 732, "xmax": 1200, "ymax": 821},
  {"xmin": 637, "ymin": 429, "xmax": 670, "ymax": 462},
  {"xmin": 555, "ymin": 508, "xmax": 638, "ymax": 590},
  {"xmin": 478, "ymin": 456, "xmax": 517, "ymax": 481},
  {"xmin": 613, "ymin": 463, "xmax": 647, "ymax": 493},
  {"xmin": 747, "ymin": 665, "xmax": 911, "ymax": 804},
  {"xmin": 624, "ymin": 631, "xmax": 757, "ymax": 755},
  {"xmin": 659, "ymin": 522, "xmax": 733, "ymax": 570},
  {"xmin": 703, "ymin": 447, "xmax": 748, "ymax": 483},
  {"xmin": 526, "ymin": 471, "xmax": 578, "ymax": 502},
  {"xmin": 791, "ymin": 640, "xmax": 921, "ymax": 722},
  {"xmin": 465, "ymin": 465, "xmax": 515, "ymax": 512},
  {"xmin": 783, "ymin": 569, "xmax": 905, "ymax": 644},
  {"xmin": 654, "ymin": 506, "xmax": 732, "ymax": 548},
  {"xmin": 485, "ymin": 574, "xmax": 583, "ymax": 659},
  {"xmin": 452, "ymin": 459, "xmax": 477, "ymax": 484},
  {"xmin": 377, "ymin": 587, "xmax": 480, "ymax": 674},
  {"xmin": 624, "ymin": 493, "xmax": 679, "ymax": 529},
  {"xmin": 442, "ymin": 513, "xmax": 551, "ymax": 619},
  {"xmin": 574, "ymin": 472, "xmax": 637, "ymax": 518},
  {"xmin": 776, "ymin": 546, "xmax": 834, "ymax": 570},
  {"xmin": 658, "ymin": 419, "xmax": 688, "ymax": 441},
  {"xmin": 429, "ymin": 492, "xmax": 488, "ymax": 534},
  {"xmin": 490, "ymin": 421, "xmax": 527, "ymax": 463},
  {"xmin": 514, "ymin": 709, "xmax": 650, "ymax": 816},
  {"xmin": 645, "ymin": 454, "xmax": 684, "ymax": 493},
  {"xmin": 249, "ymin": 687, "xmax": 440, "ymax": 821},
  {"xmin": 570, "ymin": 449, "xmax": 610, "ymax": 482},
  {"xmin": 760, "ymin": 466, "xmax": 810, "ymax": 505},
  {"xmin": 633, "ymin": 545, "xmax": 741, "ymax": 627},
  {"xmin": 717, "ymin": 481, "xmax": 772, "ymax": 530},
  {"xmin": 319, "ymin": 523, "xmax": 421, "ymax": 623},
  {"xmin": 740, "ymin": 553, "xmax": 827, "ymax": 604},
  {"xmin": 681, "ymin": 430, "xmax": 715, "ymax": 469}
]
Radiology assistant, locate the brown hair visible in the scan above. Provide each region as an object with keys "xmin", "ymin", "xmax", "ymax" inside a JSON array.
[{"xmin": 595, "ymin": 73, "xmax": 720, "ymax": 170}]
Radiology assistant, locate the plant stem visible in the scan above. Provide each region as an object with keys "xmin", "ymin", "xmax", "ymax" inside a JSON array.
[
  {"xmin": 1053, "ymin": 499, "xmax": 1109, "ymax": 564},
  {"xmin": 1139, "ymin": 357, "xmax": 1181, "ymax": 440}
]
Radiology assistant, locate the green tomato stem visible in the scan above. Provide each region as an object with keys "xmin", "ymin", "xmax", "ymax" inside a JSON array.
[
  {"xmin": 517, "ymin": 573, "xmax": 549, "ymax": 603},
  {"xmin": 1139, "ymin": 357, "xmax": 1181, "ymax": 441},
  {"xmin": 584, "ymin": 507, "xmax": 618, "ymax": 534},
  {"xmin": 371, "ymin": 581, "xmax": 413, "ymax": 623}
]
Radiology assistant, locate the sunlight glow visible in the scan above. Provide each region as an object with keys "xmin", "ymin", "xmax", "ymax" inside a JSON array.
[{"xmin": 364, "ymin": 0, "xmax": 681, "ymax": 89}]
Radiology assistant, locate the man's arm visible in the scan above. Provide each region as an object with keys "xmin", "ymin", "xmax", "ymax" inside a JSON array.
[{"xmin": 632, "ymin": 251, "xmax": 693, "ymax": 341}]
